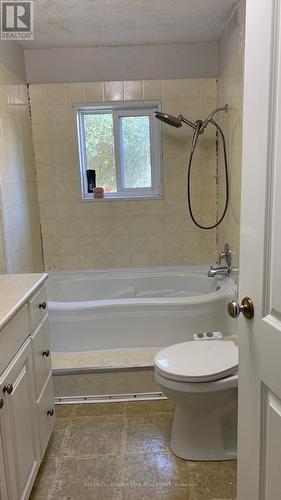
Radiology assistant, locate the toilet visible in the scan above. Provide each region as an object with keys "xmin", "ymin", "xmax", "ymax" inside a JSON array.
[{"xmin": 154, "ymin": 340, "xmax": 238, "ymax": 461}]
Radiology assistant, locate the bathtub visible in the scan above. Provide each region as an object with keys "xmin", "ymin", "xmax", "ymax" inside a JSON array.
[{"xmin": 47, "ymin": 266, "xmax": 237, "ymax": 353}]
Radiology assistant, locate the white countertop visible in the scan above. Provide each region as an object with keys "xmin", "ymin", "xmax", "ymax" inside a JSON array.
[{"xmin": 0, "ymin": 273, "xmax": 48, "ymax": 331}]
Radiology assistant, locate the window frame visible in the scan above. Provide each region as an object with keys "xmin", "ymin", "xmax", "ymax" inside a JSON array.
[{"xmin": 75, "ymin": 101, "xmax": 163, "ymax": 201}]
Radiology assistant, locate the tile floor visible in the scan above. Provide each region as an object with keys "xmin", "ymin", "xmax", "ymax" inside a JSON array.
[{"xmin": 30, "ymin": 400, "xmax": 237, "ymax": 500}]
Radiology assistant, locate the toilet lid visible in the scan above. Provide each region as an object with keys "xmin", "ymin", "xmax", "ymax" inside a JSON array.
[{"xmin": 154, "ymin": 340, "xmax": 238, "ymax": 382}]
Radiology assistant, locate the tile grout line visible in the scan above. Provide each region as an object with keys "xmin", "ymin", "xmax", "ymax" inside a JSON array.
[
  {"xmin": 118, "ymin": 402, "xmax": 128, "ymax": 499},
  {"xmin": 49, "ymin": 411, "xmax": 73, "ymax": 498}
]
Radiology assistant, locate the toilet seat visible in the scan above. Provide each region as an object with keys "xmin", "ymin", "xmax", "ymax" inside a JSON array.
[{"xmin": 154, "ymin": 340, "xmax": 238, "ymax": 382}]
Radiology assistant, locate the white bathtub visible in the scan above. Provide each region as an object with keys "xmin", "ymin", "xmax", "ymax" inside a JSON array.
[{"xmin": 47, "ymin": 266, "xmax": 237, "ymax": 353}]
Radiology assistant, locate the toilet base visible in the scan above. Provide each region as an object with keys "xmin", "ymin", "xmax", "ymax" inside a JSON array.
[{"xmin": 170, "ymin": 396, "xmax": 237, "ymax": 461}]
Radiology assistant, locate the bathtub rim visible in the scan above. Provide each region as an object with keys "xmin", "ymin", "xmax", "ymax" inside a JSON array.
[{"xmin": 47, "ymin": 265, "xmax": 237, "ymax": 311}]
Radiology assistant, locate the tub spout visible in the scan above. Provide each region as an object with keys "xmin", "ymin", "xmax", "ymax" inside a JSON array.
[{"xmin": 208, "ymin": 266, "xmax": 230, "ymax": 278}]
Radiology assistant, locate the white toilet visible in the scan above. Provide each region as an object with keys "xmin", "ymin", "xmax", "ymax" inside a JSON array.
[{"xmin": 154, "ymin": 340, "xmax": 238, "ymax": 461}]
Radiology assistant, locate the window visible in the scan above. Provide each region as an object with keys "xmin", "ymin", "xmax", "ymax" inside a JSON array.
[{"xmin": 75, "ymin": 101, "xmax": 162, "ymax": 200}]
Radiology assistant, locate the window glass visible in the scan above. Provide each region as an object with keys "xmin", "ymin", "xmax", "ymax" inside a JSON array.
[
  {"xmin": 84, "ymin": 113, "xmax": 117, "ymax": 192},
  {"xmin": 119, "ymin": 115, "xmax": 152, "ymax": 189}
]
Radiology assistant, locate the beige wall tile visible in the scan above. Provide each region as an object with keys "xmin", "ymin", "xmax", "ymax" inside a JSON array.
[
  {"xmin": 46, "ymin": 84, "xmax": 65, "ymax": 105},
  {"xmin": 162, "ymin": 79, "xmax": 181, "ymax": 100},
  {"xmin": 29, "ymin": 84, "xmax": 46, "ymax": 104},
  {"xmin": 124, "ymin": 80, "xmax": 143, "ymax": 100},
  {"xmin": 104, "ymin": 81, "xmax": 124, "ymax": 101},
  {"xmin": 182, "ymin": 79, "xmax": 200, "ymax": 100},
  {"xmin": 218, "ymin": 49, "xmax": 244, "ymax": 270},
  {"xmin": 84, "ymin": 82, "xmax": 104, "ymax": 102},
  {"xmin": 199, "ymin": 78, "xmax": 218, "ymax": 99},
  {"xmin": 30, "ymin": 77, "xmax": 222, "ymax": 271},
  {"xmin": 0, "ymin": 65, "xmax": 43, "ymax": 273},
  {"xmin": 143, "ymin": 80, "xmax": 162, "ymax": 100},
  {"xmin": 65, "ymin": 83, "xmax": 85, "ymax": 104}
]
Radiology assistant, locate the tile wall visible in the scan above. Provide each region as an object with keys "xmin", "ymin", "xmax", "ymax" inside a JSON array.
[
  {"xmin": 217, "ymin": 48, "xmax": 244, "ymax": 269},
  {"xmin": 0, "ymin": 62, "xmax": 43, "ymax": 273},
  {"xmin": 29, "ymin": 78, "xmax": 219, "ymax": 271}
]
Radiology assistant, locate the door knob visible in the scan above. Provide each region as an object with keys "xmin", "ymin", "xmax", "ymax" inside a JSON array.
[{"xmin": 227, "ymin": 297, "xmax": 254, "ymax": 319}]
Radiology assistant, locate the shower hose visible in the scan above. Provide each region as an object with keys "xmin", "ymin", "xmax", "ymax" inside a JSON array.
[{"xmin": 187, "ymin": 118, "xmax": 229, "ymax": 230}]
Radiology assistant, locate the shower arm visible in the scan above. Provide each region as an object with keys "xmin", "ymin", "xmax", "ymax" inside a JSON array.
[{"xmin": 177, "ymin": 114, "xmax": 198, "ymax": 130}]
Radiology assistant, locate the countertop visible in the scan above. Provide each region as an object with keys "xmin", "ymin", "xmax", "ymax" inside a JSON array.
[{"xmin": 0, "ymin": 273, "xmax": 47, "ymax": 331}]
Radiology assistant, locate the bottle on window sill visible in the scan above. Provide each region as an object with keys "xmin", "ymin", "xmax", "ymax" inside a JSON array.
[
  {"xmin": 93, "ymin": 187, "xmax": 104, "ymax": 199},
  {"xmin": 86, "ymin": 169, "xmax": 96, "ymax": 193}
]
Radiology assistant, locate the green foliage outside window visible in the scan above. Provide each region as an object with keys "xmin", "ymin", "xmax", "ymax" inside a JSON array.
[{"xmin": 84, "ymin": 113, "xmax": 152, "ymax": 192}]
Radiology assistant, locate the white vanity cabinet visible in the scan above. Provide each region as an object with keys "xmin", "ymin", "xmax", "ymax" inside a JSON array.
[
  {"xmin": 0, "ymin": 338, "xmax": 39, "ymax": 500},
  {"xmin": 0, "ymin": 276, "xmax": 54, "ymax": 500}
]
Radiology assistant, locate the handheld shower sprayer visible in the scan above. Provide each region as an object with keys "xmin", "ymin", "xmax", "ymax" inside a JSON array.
[
  {"xmin": 201, "ymin": 104, "xmax": 229, "ymax": 130},
  {"xmin": 154, "ymin": 104, "xmax": 229, "ymax": 230}
]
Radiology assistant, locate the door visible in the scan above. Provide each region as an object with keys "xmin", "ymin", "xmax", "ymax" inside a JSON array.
[
  {"xmin": 238, "ymin": 0, "xmax": 281, "ymax": 498},
  {"xmin": 0, "ymin": 338, "xmax": 39, "ymax": 500}
]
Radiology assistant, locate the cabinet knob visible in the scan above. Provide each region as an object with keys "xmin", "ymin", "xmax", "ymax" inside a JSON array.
[
  {"xmin": 39, "ymin": 302, "xmax": 47, "ymax": 310},
  {"xmin": 42, "ymin": 349, "xmax": 50, "ymax": 357},
  {"xmin": 3, "ymin": 384, "xmax": 13, "ymax": 395},
  {"xmin": 47, "ymin": 408, "xmax": 54, "ymax": 416},
  {"xmin": 0, "ymin": 397, "xmax": 4, "ymax": 409}
]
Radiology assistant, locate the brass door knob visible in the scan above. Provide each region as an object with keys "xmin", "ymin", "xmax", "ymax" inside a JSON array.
[
  {"xmin": 3, "ymin": 384, "xmax": 13, "ymax": 395},
  {"xmin": 227, "ymin": 297, "xmax": 254, "ymax": 319}
]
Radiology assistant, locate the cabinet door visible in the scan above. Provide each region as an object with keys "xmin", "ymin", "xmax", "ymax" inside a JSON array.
[
  {"xmin": 0, "ymin": 431, "xmax": 9, "ymax": 500},
  {"xmin": 31, "ymin": 316, "xmax": 52, "ymax": 400},
  {"xmin": 37, "ymin": 374, "xmax": 55, "ymax": 459},
  {"xmin": 0, "ymin": 339, "xmax": 39, "ymax": 500}
]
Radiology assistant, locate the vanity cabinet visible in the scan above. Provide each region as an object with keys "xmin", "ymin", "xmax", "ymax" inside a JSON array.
[
  {"xmin": 0, "ymin": 339, "xmax": 39, "ymax": 500},
  {"xmin": 0, "ymin": 277, "xmax": 54, "ymax": 500}
]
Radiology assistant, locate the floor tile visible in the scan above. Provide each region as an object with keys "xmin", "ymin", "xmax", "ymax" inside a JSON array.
[
  {"xmin": 53, "ymin": 456, "xmax": 122, "ymax": 499},
  {"xmin": 122, "ymin": 486, "xmax": 189, "ymax": 499},
  {"xmin": 124, "ymin": 452, "xmax": 188, "ymax": 488},
  {"xmin": 30, "ymin": 402, "xmax": 237, "ymax": 499},
  {"xmin": 72, "ymin": 401, "xmax": 125, "ymax": 417},
  {"xmin": 44, "ymin": 418, "xmax": 69, "ymax": 460},
  {"xmin": 63, "ymin": 415, "xmax": 124, "ymax": 457},
  {"xmin": 126, "ymin": 399, "xmax": 175, "ymax": 415},
  {"xmin": 29, "ymin": 458, "xmax": 57, "ymax": 499},
  {"xmin": 55, "ymin": 404, "xmax": 73, "ymax": 418},
  {"xmin": 126, "ymin": 413, "xmax": 173, "ymax": 454},
  {"xmin": 187, "ymin": 460, "xmax": 237, "ymax": 499}
]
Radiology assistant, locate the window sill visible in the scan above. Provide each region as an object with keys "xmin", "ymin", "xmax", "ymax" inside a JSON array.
[{"xmin": 80, "ymin": 194, "xmax": 163, "ymax": 202}]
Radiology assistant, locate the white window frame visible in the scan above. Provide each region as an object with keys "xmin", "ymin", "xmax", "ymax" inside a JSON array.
[{"xmin": 75, "ymin": 101, "xmax": 163, "ymax": 201}]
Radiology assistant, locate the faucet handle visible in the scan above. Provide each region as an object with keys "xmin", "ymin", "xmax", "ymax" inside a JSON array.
[
  {"xmin": 218, "ymin": 251, "xmax": 226, "ymax": 264},
  {"xmin": 218, "ymin": 243, "xmax": 232, "ymax": 268}
]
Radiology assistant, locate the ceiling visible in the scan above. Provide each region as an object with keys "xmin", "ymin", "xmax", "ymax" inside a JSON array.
[{"xmin": 20, "ymin": 0, "xmax": 237, "ymax": 49}]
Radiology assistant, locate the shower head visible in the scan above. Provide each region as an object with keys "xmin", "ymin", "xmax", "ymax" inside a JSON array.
[
  {"xmin": 154, "ymin": 111, "xmax": 198, "ymax": 130},
  {"xmin": 154, "ymin": 111, "xmax": 182, "ymax": 128}
]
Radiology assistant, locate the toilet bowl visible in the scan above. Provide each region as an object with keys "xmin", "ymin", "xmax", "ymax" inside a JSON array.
[{"xmin": 154, "ymin": 340, "xmax": 238, "ymax": 461}]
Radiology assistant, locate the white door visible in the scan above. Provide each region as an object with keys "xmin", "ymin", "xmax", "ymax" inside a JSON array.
[
  {"xmin": 238, "ymin": 0, "xmax": 281, "ymax": 498},
  {"xmin": 0, "ymin": 339, "xmax": 39, "ymax": 500}
]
